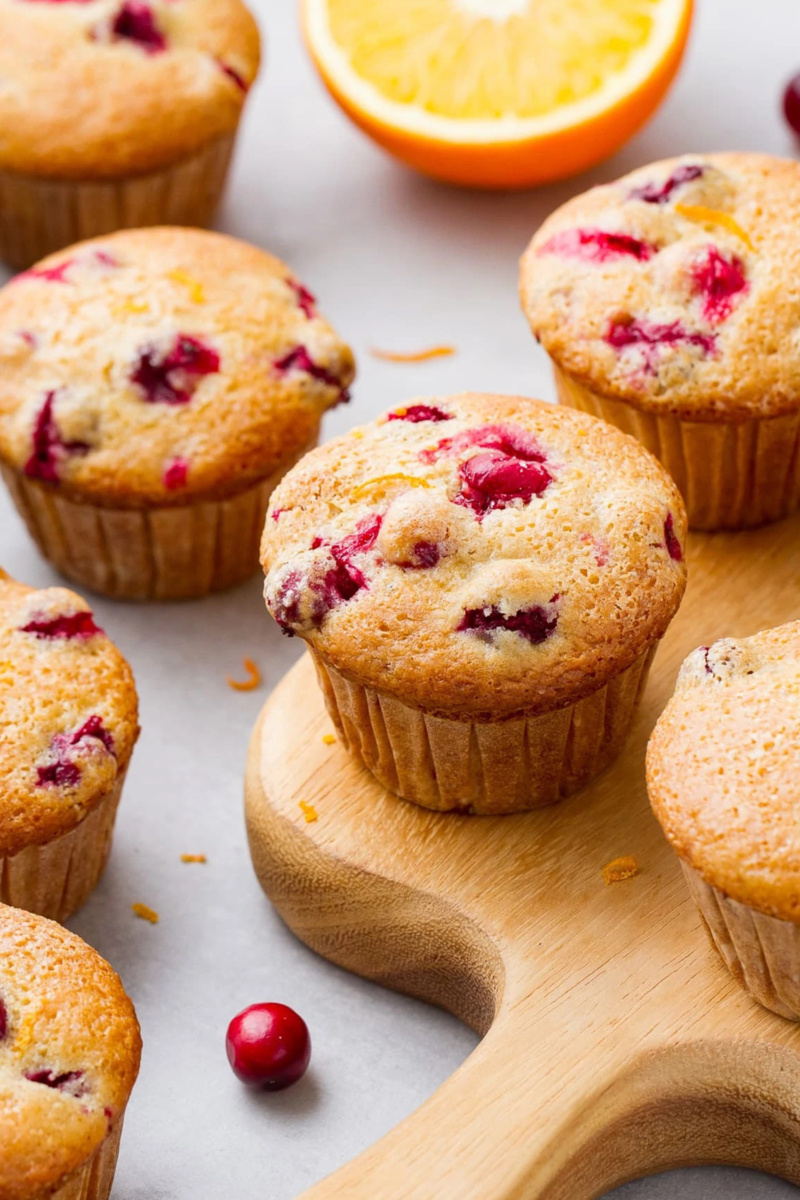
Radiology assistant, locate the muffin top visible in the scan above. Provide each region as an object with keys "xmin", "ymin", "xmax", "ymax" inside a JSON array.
[
  {"xmin": 0, "ymin": 228, "xmax": 355, "ymax": 508},
  {"xmin": 0, "ymin": 905, "xmax": 141, "ymax": 1200},
  {"xmin": 0, "ymin": 0, "xmax": 260, "ymax": 178},
  {"xmin": 520, "ymin": 153, "xmax": 800, "ymax": 420},
  {"xmin": 0, "ymin": 573, "xmax": 138, "ymax": 857},
  {"xmin": 648, "ymin": 622, "xmax": 800, "ymax": 922},
  {"xmin": 262, "ymin": 393, "xmax": 687, "ymax": 718}
]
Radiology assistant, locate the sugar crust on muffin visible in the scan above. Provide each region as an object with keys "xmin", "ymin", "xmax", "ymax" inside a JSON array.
[
  {"xmin": 0, "ymin": 228, "xmax": 355, "ymax": 507},
  {"xmin": 262, "ymin": 393, "xmax": 687, "ymax": 718},
  {"xmin": 520, "ymin": 153, "xmax": 800, "ymax": 419}
]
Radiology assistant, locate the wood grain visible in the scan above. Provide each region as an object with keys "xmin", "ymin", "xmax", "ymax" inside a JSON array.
[{"xmin": 245, "ymin": 513, "xmax": 800, "ymax": 1200}]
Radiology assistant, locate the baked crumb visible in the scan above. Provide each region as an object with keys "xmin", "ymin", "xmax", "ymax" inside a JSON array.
[{"xmin": 602, "ymin": 856, "xmax": 640, "ymax": 885}]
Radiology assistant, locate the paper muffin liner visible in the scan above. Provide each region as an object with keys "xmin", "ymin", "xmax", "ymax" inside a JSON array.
[
  {"xmin": 52, "ymin": 1116, "xmax": 125, "ymax": 1200},
  {"xmin": 553, "ymin": 364, "xmax": 800, "ymax": 532},
  {"xmin": 311, "ymin": 643, "xmax": 658, "ymax": 815},
  {"xmin": 0, "ymin": 134, "xmax": 236, "ymax": 271},
  {"xmin": 682, "ymin": 862, "xmax": 800, "ymax": 1021},
  {"xmin": 1, "ymin": 457, "xmax": 301, "ymax": 601},
  {"xmin": 0, "ymin": 766, "xmax": 126, "ymax": 924}
]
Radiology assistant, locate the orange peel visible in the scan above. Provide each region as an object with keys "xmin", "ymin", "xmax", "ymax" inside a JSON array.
[
  {"xmin": 227, "ymin": 657, "xmax": 261, "ymax": 692},
  {"xmin": 674, "ymin": 204, "xmax": 755, "ymax": 251},
  {"xmin": 371, "ymin": 345, "xmax": 456, "ymax": 363},
  {"xmin": 132, "ymin": 902, "xmax": 159, "ymax": 924}
]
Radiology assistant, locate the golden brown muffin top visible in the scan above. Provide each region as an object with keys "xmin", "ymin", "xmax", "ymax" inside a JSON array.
[
  {"xmin": 0, "ymin": 0, "xmax": 260, "ymax": 178},
  {"xmin": 0, "ymin": 905, "xmax": 141, "ymax": 1200},
  {"xmin": 0, "ymin": 228, "xmax": 355, "ymax": 508},
  {"xmin": 521, "ymin": 153, "xmax": 800, "ymax": 420},
  {"xmin": 262, "ymin": 393, "xmax": 687, "ymax": 718},
  {"xmin": 0, "ymin": 575, "xmax": 138, "ymax": 857},
  {"xmin": 648, "ymin": 621, "xmax": 800, "ymax": 921}
]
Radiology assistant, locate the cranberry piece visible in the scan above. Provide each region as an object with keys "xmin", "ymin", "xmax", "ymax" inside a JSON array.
[
  {"xmin": 421, "ymin": 422, "xmax": 545, "ymax": 465},
  {"xmin": 73, "ymin": 715, "xmax": 114, "ymax": 754},
  {"xmin": 24, "ymin": 393, "xmax": 89, "ymax": 484},
  {"xmin": 218, "ymin": 60, "xmax": 248, "ymax": 93},
  {"xmin": 132, "ymin": 335, "xmax": 220, "ymax": 405},
  {"xmin": 628, "ymin": 164, "xmax": 705, "ymax": 205},
  {"xmin": 21, "ymin": 611, "xmax": 102, "ymax": 639},
  {"xmin": 388, "ymin": 404, "xmax": 452, "ymax": 424},
  {"xmin": 287, "ymin": 278, "xmax": 317, "ymax": 319},
  {"xmin": 456, "ymin": 450, "xmax": 552, "ymax": 517},
  {"xmin": 110, "ymin": 2, "xmax": 166, "ymax": 53},
  {"xmin": 226, "ymin": 1003, "xmax": 311, "ymax": 1090},
  {"xmin": 274, "ymin": 345, "xmax": 350, "ymax": 405},
  {"xmin": 0, "ymin": 999, "xmax": 6, "ymax": 1041},
  {"xmin": 784, "ymin": 74, "xmax": 800, "ymax": 136},
  {"xmin": 317, "ymin": 514, "xmax": 383, "ymax": 608},
  {"xmin": 36, "ymin": 716, "xmax": 114, "ymax": 788},
  {"xmin": 401, "ymin": 541, "xmax": 441, "ymax": 569},
  {"xmin": 537, "ymin": 228, "xmax": 657, "ymax": 263},
  {"xmin": 17, "ymin": 260, "xmax": 74, "ymax": 285},
  {"xmin": 163, "ymin": 458, "xmax": 189, "ymax": 490},
  {"xmin": 605, "ymin": 317, "xmax": 716, "ymax": 372},
  {"xmin": 664, "ymin": 512, "xmax": 683, "ymax": 562},
  {"xmin": 25, "ymin": 1069, "xmax": 86, "ymax": 1097},
  {"xmin": 689, "ymin": 246, "xmax": 747, "ymax": 323},
  {"xmin": 459, "ymin": 598, "xmax": 559, "ymax": 645}
]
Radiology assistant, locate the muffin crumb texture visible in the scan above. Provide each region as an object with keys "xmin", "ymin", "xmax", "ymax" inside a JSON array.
[
  {"xmin": 648, "ymin": 621, "xmax": 800, "ymax": 921},
  {"xmin": 262, "ymin": 393, "xmax": 687, "ymax": 718},
  {"xmin": 521, "ymin": 153, "xmax": 800, "ymax": 420}
]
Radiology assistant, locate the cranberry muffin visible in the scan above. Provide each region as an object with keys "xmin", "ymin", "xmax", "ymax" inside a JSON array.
[
  {"xmin": 0, "ymin": 904, "xmax": 141, "ymax": 1200},
  {"xmin": 520, "ymin": 153, "xmax": 800, "ymax": 530},
  {"xmin": 0, "ymin": 227, "xmax": 355, "ymax": 600},
  {"xmin": 0, "ymin": 0, "xmax": 260, "ymax": 268},
  {"xmin": 0, "ymin": 572, "xmax": 138, "ymax": 919},
  {"xmin": 262, "ymin": 393, "xmax": 687, "ymax": 814},
  {"xmin": 648, "ymin": 621, "xmax": 800, "ymax": 1020}
]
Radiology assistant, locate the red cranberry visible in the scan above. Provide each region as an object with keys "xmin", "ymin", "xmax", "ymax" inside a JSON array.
[
  {"xmin": 605, "ymin": 317, "xmax": 716, "ymax": 372},
  {"xmin": 664, "ymin": 512, "xmax": 683, "ymax": 562},
  {"xmin": 163, "ymin": 458, "xmax": 189, "ymax": 490},
  {"xmin": 784, "ymin": 73, "xmax": 800, "ymax": 136},
  {"xmin": 226, "ymin": 1003, "xmax": 310, "ymax": 1090},
  {"xmin": 401, "ymin": 541, "xmax": 441, "ymax": 569},
  {"xmin": 21, "ymin": 611, "xmax": 102, "ymax": 639},
  {"xmin": 421, "ymin": 422, "xmax": 545, "ymax": 465},
  {"xmin": 459, "ymin": 598, "xmax": 559, "ymax": 644},
  {"xmin": 0, "ymin": 999, "xmax": 6, "ymax": 1041},
  {"xmin": 537, "ymin": 228, "xmax": 657, "ymax": 263},
  {"xmin": 388, "ymin": 404, "xmax": 452, "ymax": 423},
  {"xmin": 218, "ymin": 61, "xmax": 249, "ymax": 93},
  {"xmin": 689, "ymin": 246, "xmax": 747, "ymax": 323},
  {"xmin": 25, "ymin": 1069, "xmax": 87, "ymax": 1097},
  {"xmin": 110, "ymin": 2, "xmax": 166, "ymax": 53},
  {"xmin": 274, "ymin": 345, "xmax": 350, "ymax": 405},
  {"xmin": 456, "ymin": 450, "xmax": 552, "ymax": 517},
  {"xmin": 17, "ymin": 260, "xmax": 75, "ymax": 285},
  {"xmin": 287, "ymin": 278, "xmax": 317, "ymax": 319},
  {"xmin": 628, "ymin": 164, "xmax": 705, "ymax": 205},
  {"xmin": 36, "ymin": 716, "xmax": 114, "ymax": 788},
  {"xmin": 132, "ymin": 335, "xmax": 220, "ymax": 406},
  {"xmin": 24, "ymin": 392, "xmax": 90, "ymax": 484}
]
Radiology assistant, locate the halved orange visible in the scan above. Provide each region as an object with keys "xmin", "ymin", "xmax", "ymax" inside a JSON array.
[{"xmin": 302, "ymin": 0, "xmax": 693, "ymax": 190}]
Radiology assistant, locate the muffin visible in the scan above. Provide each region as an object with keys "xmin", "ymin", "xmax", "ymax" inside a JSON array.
[
  {"xmin": 0, "ymin": 0, "xmax": 260, "ymax": 269},
  {"xmin": 520, "ymin": 153, "xmax": 800, "ymax": 531},
  {"xmin": 0, "ymin": 904, "xmax": 141, "ymax": 1200},
  {"xmin": 0, "ymin": 572, "xmax": 138, "ymax": 920},
  {"xmin": 0, "ymin": 227, "xmax": 355, "ymax": 601},
  {"xmin": 261, "ymin": 393, "xmax": 687, "ymax": 814},
  {"xmin": 648, "ymin": 621, "xmax": 800, "ymax": 1020}
]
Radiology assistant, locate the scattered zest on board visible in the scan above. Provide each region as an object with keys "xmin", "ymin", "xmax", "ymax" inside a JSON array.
[
  {"xmin": 299, "ymin": 801, "xmax": 319, "ymax": 824},
  {"xmin": 322, "ymin": 734, "xmax": 336, "ymax": 745},
  {"xmin": 602, "ymin": 856, "xmax": 640, "ymax": 885}
]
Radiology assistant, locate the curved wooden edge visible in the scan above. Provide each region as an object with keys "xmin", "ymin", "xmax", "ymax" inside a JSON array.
[{"xmin": 244, "ymin": 690, "xmax": 800, "ymax": 1200}]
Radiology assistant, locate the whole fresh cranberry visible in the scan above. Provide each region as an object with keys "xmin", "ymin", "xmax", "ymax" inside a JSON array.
[
  {"xmin": 226, "ymin": 1003, "xmax": 310, "ymax": 1090},
  {"xmin": 784, "ymin": 73, "xmax": 800, "ymax": 137}
]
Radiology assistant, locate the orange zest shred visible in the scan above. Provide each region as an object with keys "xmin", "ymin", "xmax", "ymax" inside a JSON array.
[
  {"xmin": 674, "ymin": 204, "xmax": 755, "ymax": 251},
  {"xmin": 351, "ymin": 473, "xmax": 431, "ymax": 500},
  {"xmin": 132, "ymin": 902, "xmax": 159, "ymax": 924},
  {"xmin": 226, "ymin": 657, "xmax": 261, "ymax": 692},
  {"xmin": 168, "ymin": 268, "xmax": 205, "ymax": 303},
  {"xmin": 322, "ymin": 733, "xmax": 336, "ymax": 745},
  {"xmin": 602, "ymin": 856, "xmax": 640, "ymax": 886},
  {"xmin": 370, "ymin": 345, "xmax": 456, "ymax": 364},
  {"xmin": 299, "ymin": 801, "xmax": 318, "ymax": 823},
  {"xmin": 114, "ymin": 298, "xmax": 149, "ymax": 317},
  {"xmin": 181, "ymin": 854, "xmax": 207, "ymax": 864}
]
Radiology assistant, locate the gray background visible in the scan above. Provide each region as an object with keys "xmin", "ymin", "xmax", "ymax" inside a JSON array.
[{"xmin": 1, "ymin": 1, "xmax": 799, "ymax": 1196}]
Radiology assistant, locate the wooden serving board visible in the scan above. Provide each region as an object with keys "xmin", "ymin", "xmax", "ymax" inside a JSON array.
[{"xmin": 245, "ymin": 514, "xmax": 800, "ymax": 1200}]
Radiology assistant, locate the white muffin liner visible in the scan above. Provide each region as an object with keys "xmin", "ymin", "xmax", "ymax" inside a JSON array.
[
  {"xmin": 0, "ymin": 134, "xmax": 236, "ymax": 270},
  {"xmin": 0, "ymin": 766, "xmax": 127, "ymax": 924},
  {"xmin": 311, "ymin": 643, "xmax": 658, "ymax": 814},
  {"xmin": 554, "ymin": 364, "xmax": 800, "ymax": 531},
  {"xmin": 683, "ymin": 862, "xmax": 800, "ymax": 1021}
]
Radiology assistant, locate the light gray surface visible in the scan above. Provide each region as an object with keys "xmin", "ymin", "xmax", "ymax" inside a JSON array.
[{"xmin": 1, "ymin": 1, "xmax": 799, "ymax": 1197}]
